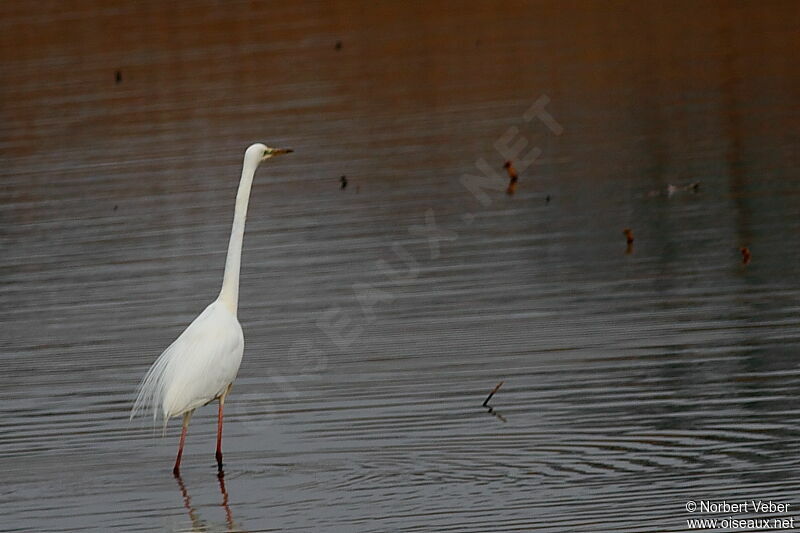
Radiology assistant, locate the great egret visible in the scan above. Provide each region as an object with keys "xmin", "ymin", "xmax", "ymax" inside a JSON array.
[{"xmin": 131, "ymin": 143, "xmax": 292, "ymax": 475}]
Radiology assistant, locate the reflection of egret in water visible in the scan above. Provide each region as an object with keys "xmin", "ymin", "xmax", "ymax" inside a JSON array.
[
  {"xmin": 217, "ymin": 473, "xmax": 235, "ymax": 530},
  {"xmin": 175, "ymin": 474, "xmax": 205, "ymax": 531},
  {"xmin": 174, "ymin": 472, "xmax": 241, "ymax": 532}
]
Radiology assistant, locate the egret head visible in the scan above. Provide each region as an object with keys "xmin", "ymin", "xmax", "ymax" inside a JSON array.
[{"xmin": 245, "ymin": 143, "xmax": 293, "ymax": 166}]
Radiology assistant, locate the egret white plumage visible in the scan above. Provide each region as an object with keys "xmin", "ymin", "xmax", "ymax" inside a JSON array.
[{"xmin": 130, "ymin": 143, "xmax": 292, "ymax": 475}]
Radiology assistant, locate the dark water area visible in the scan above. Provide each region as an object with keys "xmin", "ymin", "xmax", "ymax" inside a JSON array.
[{"xmin": 2, "ymin": 1, "xmax": 800, "ymax": 531}]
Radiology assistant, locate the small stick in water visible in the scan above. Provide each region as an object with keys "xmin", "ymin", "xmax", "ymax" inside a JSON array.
[
  {"xmin": 340, "ymin": 175, "xmax": 347, "ymax": 189},
  {"xmin": 740, "ymin": 246, "xmax": 751, "ymax": 265},
  {"xmin": 623, "ymin": 228, "xmax": 634, "ymax": 255},
  {"xmin": 483, "ymin": 380, "xmax": 504, "ymax": 407},
  {"xmin": 623, "ymin": 228, "xmax": 634, "ymax": 245},
  {"xmin": 504, "ymin": 161, "xmax": 518, "ymax": 195}
]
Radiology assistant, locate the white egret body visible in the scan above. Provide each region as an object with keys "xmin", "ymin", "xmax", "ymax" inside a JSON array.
[{"xmin": 131, "ymin": 143, "xmax": 292, "ymax": 475}]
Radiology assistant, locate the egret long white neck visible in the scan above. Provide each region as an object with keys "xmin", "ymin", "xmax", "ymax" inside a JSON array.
[{"xmin": 218, "ymin": 158, "xmax": 259, "ymax": 314}]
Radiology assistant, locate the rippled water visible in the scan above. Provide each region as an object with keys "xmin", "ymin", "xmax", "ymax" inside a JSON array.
[{"xmin": 3, "ymin": 2, "xmax": 800, "ymax": 532}]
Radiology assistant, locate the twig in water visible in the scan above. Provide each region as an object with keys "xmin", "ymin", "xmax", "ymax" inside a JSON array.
[
  {"xmin": 483, "ymin": 380, "xmax": 504, "ymax": 407},
  {"xmin": 740, "ymin": 246, "xmax": 751, "ymax": 265}
]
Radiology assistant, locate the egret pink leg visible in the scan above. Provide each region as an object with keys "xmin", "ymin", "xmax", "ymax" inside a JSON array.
[
  {"xmin": 173, "ymin": 411, "xmax": 193, "ymax": 476},
  {"xmin": 216, "ymin": 386, "xmax": 231, "ymax": 472}
]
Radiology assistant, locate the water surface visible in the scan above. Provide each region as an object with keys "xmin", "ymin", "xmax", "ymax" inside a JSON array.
[{"xmin": 2, "ymin": 2, "xmax": 800, "ymax": 531}]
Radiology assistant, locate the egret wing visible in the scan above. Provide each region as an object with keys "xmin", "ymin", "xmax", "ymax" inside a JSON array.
[{"xmin": 130, "ymin": 300, "xmax": 244, "ymax": 426}]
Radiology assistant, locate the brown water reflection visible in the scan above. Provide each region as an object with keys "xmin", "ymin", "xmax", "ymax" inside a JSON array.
[{"xmin": 2, "ymin": 1, "xmax": 800, "ymax": 532}]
